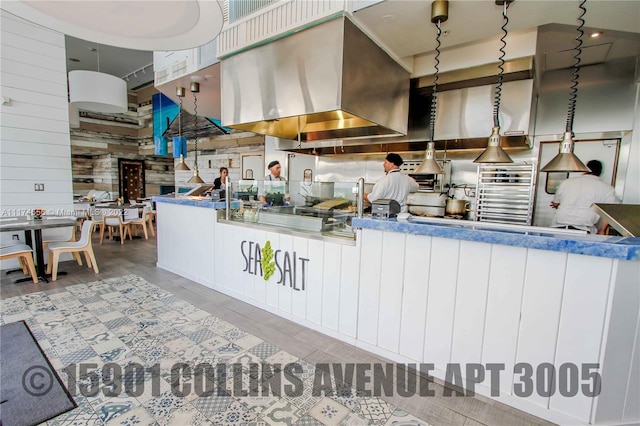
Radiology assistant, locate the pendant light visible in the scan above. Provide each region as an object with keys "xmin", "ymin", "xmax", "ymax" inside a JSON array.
[
  {"xmin": 69, "ymin": 44, "xmax": 127, "ymax": 114},
  {"xmin": 174, "ymin": 86, "xmax": 190, "ymax": 171},
  {"xmin": 540, "ymin": 0, "xmax": 590, "ymax": 173},
  {"xmin": 413, "ymin": 0, "xmax": 447, "ymax": 175},
  {"xmin": 474, "ymin": 0, "xmax": 514, "ymax": 164},
  {"xmin": 187, "ymin": 81, "xmax": 205, "ymax": 184}
]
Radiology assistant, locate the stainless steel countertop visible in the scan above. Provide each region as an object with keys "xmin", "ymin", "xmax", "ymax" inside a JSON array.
[{"xmin": 593, "ymin": 204, "xmax": 640, "ymax": 237}]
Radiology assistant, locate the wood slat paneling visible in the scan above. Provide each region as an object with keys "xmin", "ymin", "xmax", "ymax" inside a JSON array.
[
  {"xmin": 377, "ymin": 231, "xmax": 406, "ymax": 353},
  {"xmin": 423, "ymin": 237, "xmax": 460, "ymax": 373},
  {"xmin": 357, "ymin": 229, "xmax": 383, "ymax": 345},
  {"xmin": 550, "ymin": 254, "xmax": 613, "ymax": 422},
  {"xmin": 291, "ymin": 236, "xmax": 309, "ymax": 320},
  {"xmin": 399, "ymin": 234, "xmax": 432, "ymax": 361},
  {"xmin": 482, "ymin": 244, "xmax": 527, "ymax": 395},
  {"xmin": 321, "ymin": 242, "xmax": 342, "ymax": 331}
]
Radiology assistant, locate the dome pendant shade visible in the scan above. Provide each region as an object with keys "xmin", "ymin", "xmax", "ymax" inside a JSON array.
[
  {"xmin": 69, "ymin": 71, "xmax": 127, "ymax": 113},
  {"xmin": 540, "ymin": 132, "xmax": 590, "ymax": 172},
  {"xmin": 474, "ymin": 127, "xmax": 513, "ymax": 163},
  {"xmin": 187, "ymin": 167, "xmax": 205, "ymax": 184},
  {"xmin": 175, "ymin": 154, "xmax": 190, "ymax": 171},
  {"xmin": 414, "ymin": 142, "xmax": 444, "ymax": 174}
]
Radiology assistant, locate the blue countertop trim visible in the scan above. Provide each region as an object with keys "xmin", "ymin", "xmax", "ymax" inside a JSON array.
[
  {"xmin": 352, "ymin": 218, "xmax": 640, "ymax": 261},
  {"xmin": 152, "ymin": 195, "xmax": 241, "ymax": 210}
]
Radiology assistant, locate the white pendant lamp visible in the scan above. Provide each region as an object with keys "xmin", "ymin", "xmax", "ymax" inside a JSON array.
[
  {"xmin": 69, "ymin": 70, "xmax": 127, "ymax": 114},
  {"xmin": 414, "ymin": 1, "xmax": 447, "ymax": 176},
  {"xmin": 474, "ymin": 0, "xmax": 514, "ymax": 164},
  {"xmin": 187, "ymin": 82, "xmax": 205, "ymax": 184},
  {"xmin": 541, "ymin": 0, "xmax": 590, "ymax": 173}
]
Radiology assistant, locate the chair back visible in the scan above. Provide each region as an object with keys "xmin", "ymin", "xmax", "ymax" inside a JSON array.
[
  {"xmin": 43, "ymin": 216, "xmax": 76, "ymax": 241},
  {"xmin": 142, "ymin": 206, "xmax": 152, "ymax": 217},
  {"xmin": 124, "ymin": 208, "xmax": 139, "ymax": 221},
  {"xmin": 92, "ymin": 208, "xmax": 105, "ymax": 222},
  {"xmin": 144, "ymin": 200, "xmax": 155, "ymax": 213},
  {"xmin": 78, "ymin": 220, "xmax": 95, "ymax": 246}
]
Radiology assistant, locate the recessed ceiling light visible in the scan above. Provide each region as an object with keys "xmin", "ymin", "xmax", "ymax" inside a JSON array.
[{"xmin": 590, "ymin": 31, "xmax": 603, "ymax": 38}]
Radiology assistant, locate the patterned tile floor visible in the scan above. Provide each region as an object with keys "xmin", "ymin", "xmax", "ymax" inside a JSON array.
[{"xmin": 1, "ymin": 274, "xmax": 431, "ymax": 426}]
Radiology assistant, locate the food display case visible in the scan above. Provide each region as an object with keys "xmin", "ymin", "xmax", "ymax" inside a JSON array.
[{"xmin": 227, "ymin": 180, "xmax": 358, "ymax": 239}]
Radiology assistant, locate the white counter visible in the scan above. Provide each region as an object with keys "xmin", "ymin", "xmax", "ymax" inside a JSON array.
[{"xmin": 155, "ymin": 197, "xmax": 640, "ymax": 425}]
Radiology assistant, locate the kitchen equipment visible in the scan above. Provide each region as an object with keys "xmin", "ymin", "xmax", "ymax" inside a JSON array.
[
  {"xmin": 314, "ymin": 182, "xmax": 335, "ymax": 200},
  {"xmin": 407, "ymin": 192, "xmax": 447, "ymax": 217},
  {"xmin": 313, "ymin": 198, "xmax": 351, "ymax": 210},
  {"xmin": 371, "ymin": 199, "xmax": 401, "ymax": 219},
  {"xmin": 221, "ymin": 16, "xmax": 409, "ymax": 141},
  {"xmin": 445, "ymin": 199, "xmax": 469, "ymax": 216},
  {"xmin": 593, "ymin": 203, "xmax": 640, "ymax": 237},
  {"xmin": 475, "ymin": 163, "xmax": 536, "ymax": 225},
  {"xmin": 211, "ymin": 189, "xmax": 225, "ymax": 201}
]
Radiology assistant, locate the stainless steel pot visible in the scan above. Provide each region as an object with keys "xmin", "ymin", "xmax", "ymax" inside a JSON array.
[{"xmin": 445, "ymin": 199, "xmax": 469, "ymax": 215}]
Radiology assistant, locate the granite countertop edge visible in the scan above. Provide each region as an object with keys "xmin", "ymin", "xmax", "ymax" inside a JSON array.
[{"xmin": 352, "ymin": 217, "xmax": 640, "ymax": 261}]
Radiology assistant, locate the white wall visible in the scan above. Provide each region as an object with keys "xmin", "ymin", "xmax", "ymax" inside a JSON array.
[{"xmin": 0, "ymin": 11, "xmax": 73, "ymax": 257}]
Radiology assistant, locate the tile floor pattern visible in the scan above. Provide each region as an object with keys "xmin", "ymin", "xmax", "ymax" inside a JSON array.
[{"xmin": 0, "ymin": 274, "xmax": 430, "ymax": 426}]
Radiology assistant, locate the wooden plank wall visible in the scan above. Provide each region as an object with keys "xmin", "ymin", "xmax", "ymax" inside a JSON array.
[{"xmin": 70, "ymin": 83, "xmax": 173, "ymax": 198}]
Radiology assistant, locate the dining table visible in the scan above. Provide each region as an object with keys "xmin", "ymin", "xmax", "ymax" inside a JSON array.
[{"xmin": 0, "ymin": 216, "xmax": 78, "ymax": 283}]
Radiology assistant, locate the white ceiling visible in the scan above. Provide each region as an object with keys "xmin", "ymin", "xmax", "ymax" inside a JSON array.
[
  {"xmin": 352, "ymin": 0, "xmax": 640, "ymax": 60},
  {"xmin": 61, "ymin": 0, "xmax": 640, "ymax": 93}
]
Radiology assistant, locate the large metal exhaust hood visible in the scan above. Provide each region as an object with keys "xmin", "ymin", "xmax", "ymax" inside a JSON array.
[
  {"xmin": 277, "ymin": 57, "xmax": 536, "ymax": 155},
  {"xmin": 220, "ymin": 15, "xmax": 410, "ymax": 142}
]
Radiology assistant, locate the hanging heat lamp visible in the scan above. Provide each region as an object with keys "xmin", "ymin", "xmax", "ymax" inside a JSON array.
[
  {"xmin": 174, "ymin": 86, "xmax": 190, "ymax": 171},
  {"xmin": 187, "ymin": 81, "xmax": 205, "ymax": 184},
  {"xmin": 413, "ymin": 0, "xmax": 447, "ymax": 175},
  {"xmin": 474, "ymin": 0, "xmax": 514, "ymax": 164},
  {"xmin": 540, "ymin": 0, "xmax": 590, "ymax": 172}
]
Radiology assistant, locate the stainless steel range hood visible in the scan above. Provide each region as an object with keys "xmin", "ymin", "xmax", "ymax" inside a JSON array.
[
  {"xmin": 220, "ymin": 15, "xmax": 410, "ymax": 142},
  {"xmin": 276, "ymin": 57, "xmax": 536, "ymax": 155}
]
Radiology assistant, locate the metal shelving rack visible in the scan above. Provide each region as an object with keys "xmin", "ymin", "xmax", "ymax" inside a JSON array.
[{"xmin": 475, "ymin": 163, "xmax": 536, "ymax": 225}]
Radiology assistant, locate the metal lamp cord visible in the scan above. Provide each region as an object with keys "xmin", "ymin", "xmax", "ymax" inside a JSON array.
[
  {"xmin": 566, "ymin": 0, "xmax": 586, "ymax": 134},
  {"xmin": 493, "ymin": 1, "xmax": 510, "ymax": 128},
  {"xmin": 193, "ymin": 92, "xmax": 198, "ymax": 168},
  {"xmin": 429, "ymin": 20, "xmax": 442, "ymax": 144},
  {"xmin": 178, "ymin": 96, "xmax": 183, "ymax": 136}
]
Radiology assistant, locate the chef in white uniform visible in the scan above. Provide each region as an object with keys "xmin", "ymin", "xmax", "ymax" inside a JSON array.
[{"xmin": 365, "ymin": 153, "xmax": 419, "ymax": 213}]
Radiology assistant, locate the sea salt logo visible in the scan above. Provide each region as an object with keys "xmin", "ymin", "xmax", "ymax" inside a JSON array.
[{"xmin": 241, "ymin": 240, "xmax": 309, "ymax": 290}]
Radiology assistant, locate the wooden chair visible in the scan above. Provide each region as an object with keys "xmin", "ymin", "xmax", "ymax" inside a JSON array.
[
  {"xmin": 46, "ymin": 220, "xmax": 99, "ymax": 281},
  {"xmin": 124, "ymin": 206, "xmax": 151, "ymax": 239},
  {"xmin": 143, "ymin": 203, "xmax": 155, "ymax": 237},
  {"xmin": 1, "ymin": 244, "xmax": 38, "ymax": 283},
  {"xmin": 100, "ymin": 213, "xmax": 130, "ymax": 245},
  {"xmin": 42, "ymin": 217, "xmax": 82, "ymax": 265}
]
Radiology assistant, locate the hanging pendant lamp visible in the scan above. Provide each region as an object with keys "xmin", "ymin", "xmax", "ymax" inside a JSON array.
[
  {"xmin": 541, "ymin": 0, "xmax": 590, "ymax": 173},
  {"xmin": 69, "ymin": 45, "xmax": 127, "ymax": 114},
  {"xmin": 414, "ymin": 0, "xmax": 447, "ymax": 175},
  {"xmin": 187, "ymin": 81, "xmax": 205, "ymax": 184},
  {"xmin": 174, "ymin": 86, "xmax": 190, "ymax": 171},
  {"xmin": 474, "ymin": 0, "xmax": 514, "ymax": 164}
]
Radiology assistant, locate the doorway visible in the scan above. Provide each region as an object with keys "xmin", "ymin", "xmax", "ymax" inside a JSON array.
[
  {"xmin": 119, "ymin": 159, "xmax": 145, "ymax": 202},
  {"xmin": 533, "ymin": 139, "xmax": 620, "ymax": 227}
]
